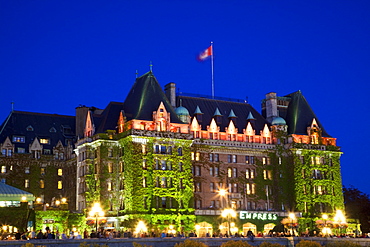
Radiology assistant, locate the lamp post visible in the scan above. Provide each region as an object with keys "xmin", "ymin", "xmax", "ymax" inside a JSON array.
[
  {"xmin": 218, "ymin": 189, "xmax": 227, "ymax": 208},
  {"xmin": 221, "ymin": 208, "xmax": 236, "ymax": 237},
  {"xmin": 334, "ymin": 209, "xmax": 346, "ymax": 236},
  {"xmin": 89, "ymin": 202, "xmax": 104, "ymax": 233},
  {"xmin": 289, "ymin": 213, "xmax": 296, "ymax": 236}
]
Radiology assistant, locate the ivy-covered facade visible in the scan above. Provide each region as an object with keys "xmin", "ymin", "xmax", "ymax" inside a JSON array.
[{"xmin": 73, "ymin": 72, "xmax": 344, "ymax": 236}]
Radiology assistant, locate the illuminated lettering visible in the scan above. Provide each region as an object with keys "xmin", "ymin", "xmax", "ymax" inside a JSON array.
[{"xmin": 239, "ymin": 211, "xmax": 278, "ymax": 221}]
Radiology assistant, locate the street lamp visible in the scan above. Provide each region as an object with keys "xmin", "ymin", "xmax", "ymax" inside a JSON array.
[
  {"xmin": 322, "ymin": 214, "xmax": 330, "ymax": 237},
  {"xmin": 221, "ymin": 208, "xmax": 236, "ymax": 237},
  {"xmin": 289, "ymin": 213, "xmax": 296, "ymax": 236},
  {"xmin": 135, "ymin": 221, "xmax": 147, "ymax": 237},
  {"xmin": 89, "ymin": 202, "xmax": 104, "ymax": 233},
  {"xmin": 334, "ymin": 209, "xmax": 346, "ymax": 236},
  {"xmin": 218, "ymin": 189, "xmax": 227, "ymax": 208}
]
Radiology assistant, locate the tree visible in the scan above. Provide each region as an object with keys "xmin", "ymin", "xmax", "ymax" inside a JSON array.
[{"xmin": 343, "ymin": 185, "xmax": 370, "ymax": 233}]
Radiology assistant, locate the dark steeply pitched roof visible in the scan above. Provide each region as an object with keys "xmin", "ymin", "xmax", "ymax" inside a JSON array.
[
  {"xmin": 284, "ymin": 91, "xmax": 331, "ymax": 137},
  {"xmin": 94, "ymin": 102, "xmax": 124, "ymax": 133},
  {"xmin": 0, "ymin": 111, "xmax": 75, "ymax": 152},
  {"xmin": 123, "ymin": 71, "xmax": 182, "ymax": 123},
  {"xmin": 178, "ymin": 96, "xmax": 269, "ymax": 134}
]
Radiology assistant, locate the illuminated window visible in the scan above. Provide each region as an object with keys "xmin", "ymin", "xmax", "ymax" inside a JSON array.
[
  {"xmin": 317, "ymin": 185, "xmax": 323, "ymax": 195},
  {"xmin": 41, "ymin": 168, "xmax": 45, "ymax": 175},
  {"xmin": 108, "ymin": 148, "xmax": 113, "ymax": 157},
  {"xmin": 250, "ymin": 169, "xmax": 255, "ymax": 178},
  {"xmin": 107, "ymin": 182, "xmax": 112, "ymax": 191},
  {"xmin": 251, "ymin": 183, "xmax": 255, "ymax": 194},
  {"xmin": 246, "ymin": 169, "xmax": 250, "ymax": 179},
  {"xmin": 227, "ymin": 168, "xmax": 232, "ymax": 178},
  {"xmin": 40, "ymin": 138, "xmax": 50, "ymax": 144},
  {"xmin": 1, "ymin": 166, "xmax": 6, "ymax": 173},
  {"xmin": 142, "ymin": 159, "xmax": 147, "ymax": 169},
  {"xmin": 58, "ymin": 169, "xmax": 63, "ymax": 176},
  {"xmin": 40, "ymin": 180, "xmax": 45, "ymax": 189},
  {"xmin": 195, "ymin": 152, "xmax": 200, "ymax": 161},
  {"xmin": 161, "ymin": 177, "xmax": 167, "ymax": 188},
  {"xmin": 58, "ymin": 181, "xmax": 62, "ymax": 190},
  {"xmin": 246, "ymin": 183, "xmax": 251, "ymax": 194},
  {"xmin": 108, "ymin": 162, "xmax": 113, "ymax": 173},
  {"xmin": 316, "ymin": 156, "xmax": 321, "ymax": 165},
  {"xmin": 191, "ymin": 152, "xmax": 195, "ymax": 160},
  {"xmin": 143, "ymin": 177, "xmax": 147, "ymax": 188},
  {"xmin": 25, "ymin": 179, "xmax": 29, "ymax": 188}
]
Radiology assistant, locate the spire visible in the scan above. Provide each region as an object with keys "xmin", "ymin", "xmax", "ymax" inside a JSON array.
[
  {"xmin": 149, "ymin": 61, "xmax": 153, "ymax": 72},
  {"xmin": 228, "ymin": 109, "xmax": 237, "ymax": 118},
  {"xmin": 194, "ymin": 106, "xmax": 203, "ymax": 115},
  {"xmin": 213, "ymin": 108, "xmax": 222, "ymax": 116},
  {"xmin": 247, "ymin": 112, "xmax": 256, "ymax": 120}
]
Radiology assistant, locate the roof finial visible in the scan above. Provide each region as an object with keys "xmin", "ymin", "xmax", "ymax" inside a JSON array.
[
  {"xmin": 149, "ymin": 61, "xmax": 153, "ymax": 72},
  {"xmin": 135, "ymin": 69, "xmax": 138, "ymax": 78},
  {"xmin": 11, "ymin": 101, "xmax": 14, "ymax": 112}
]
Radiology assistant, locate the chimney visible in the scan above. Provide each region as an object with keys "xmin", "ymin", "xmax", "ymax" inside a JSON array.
[
  {"xmin": 265, "ymin": 92, "xmax": 278, "ymax": 123},
  {"xmin": 164, "ymin": 82, "xmax": 176, "ymax": 108},
  {"xmin": 75, "ymin": 105, "xmax": 89, "ymax": 139}
]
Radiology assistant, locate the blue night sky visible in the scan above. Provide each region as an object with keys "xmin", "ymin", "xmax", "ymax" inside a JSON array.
[{"xmin": 1, "ymin": 1, "xmax": 370, "ymax": 194}]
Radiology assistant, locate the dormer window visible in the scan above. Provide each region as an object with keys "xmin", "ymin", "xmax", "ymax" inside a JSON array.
[
  {"xmin": 40, "ymin": 138, "xmax": 50, "ymax": 144},
  {"xmin": 12, "ymin": 136, "xmax": 25, "ymax": 143},
  {"xmin": 26, "ymin": 125, "xmax": 34, "ymax": 131},
  {"xmin": 49, "ymin": 127, "xmax": 56, "ymax": 133}
]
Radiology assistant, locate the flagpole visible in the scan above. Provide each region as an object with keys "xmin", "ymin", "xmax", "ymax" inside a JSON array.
[{"xmin": 211, "ymin": 41, "xmax": 214, "ymax": 99}]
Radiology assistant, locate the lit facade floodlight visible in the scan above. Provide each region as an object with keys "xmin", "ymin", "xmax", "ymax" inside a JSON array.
[
  {"xmin": 61, "ymin": 198, "xmax": 67, "ymax": 204},
  {"xmin": 36, "ymin": 197, "xmax": 42, "ymax": 203},
  {"xmin": 21, "ymin": 196, "xmax": 27, "ymax": 202},
  {"xmin": 55, "ymin": 200, "xmax": 60, "ymax": 206}
]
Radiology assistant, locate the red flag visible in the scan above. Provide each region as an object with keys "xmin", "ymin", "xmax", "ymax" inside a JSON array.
[{"xmin": 197, "ymin": 46, "xmax": 213, "ymax": 61}]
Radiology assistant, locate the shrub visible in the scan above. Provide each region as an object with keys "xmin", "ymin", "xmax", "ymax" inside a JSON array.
[
  {"xmin": 296, "ymin": 240, "xmax": 322, "ymax": 247},
  {"xmin": 326, "ymin": 241, "xmax": 361, "ymax": 247},
  {"xmin": 259, "ymin": 242, "xmax": 285, "ymax": 247},
  {"xmin": 21, "ymin": 244, "xmax": 46, "ymax": 247},
  {"xmin": 174, "ymin": 239, "xmax": 209, "ymax": 247},
  {"xmin": 133, "ymin": 242, "xmax": 153, "ymax": 247},
  {"xmin": 79, "ymin": 243, "xmax": 109, "ymax": 247},
  {"xmin": 220, "ymin": 240, "xmax": 253, "ymax": 247}
]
